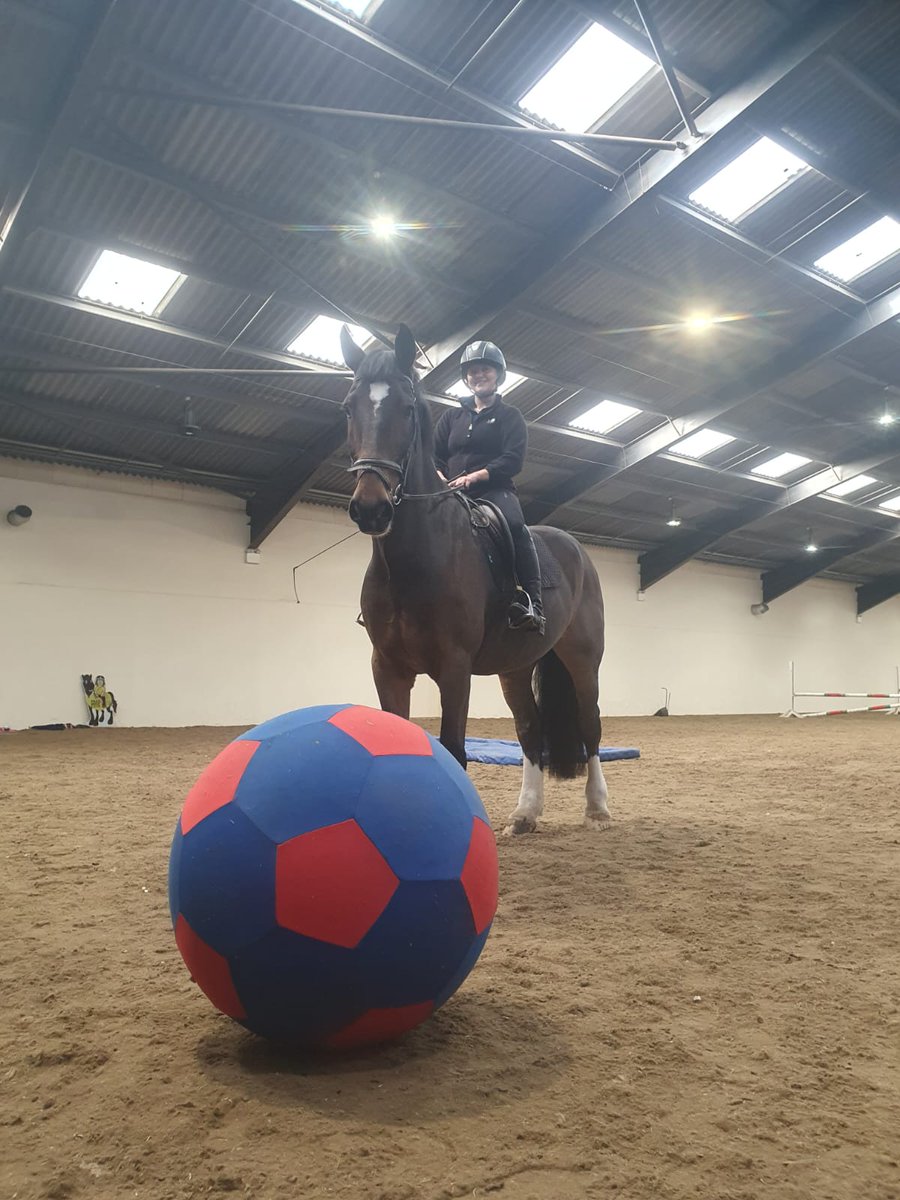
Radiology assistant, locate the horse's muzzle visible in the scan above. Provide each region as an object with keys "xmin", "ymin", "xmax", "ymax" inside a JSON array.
[{"xmin": 348, "ymin": 494, "xmax": 394, "ymax": 535}]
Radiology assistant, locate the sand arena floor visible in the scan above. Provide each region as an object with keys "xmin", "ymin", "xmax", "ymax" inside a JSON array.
[{"xmin": 2, "ymin": 713, "xmax": 899, "ymax": 1200}]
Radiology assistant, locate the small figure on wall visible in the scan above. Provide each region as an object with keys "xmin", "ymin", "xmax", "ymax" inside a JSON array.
[{"xmin": 81, "ymin": 674, "xmax": 118, "ymax": 726}]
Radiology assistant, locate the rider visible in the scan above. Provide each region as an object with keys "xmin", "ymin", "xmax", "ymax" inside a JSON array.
[{"xmin": 433, "ymin": 340, "xmax": 545, "ymax": 635}]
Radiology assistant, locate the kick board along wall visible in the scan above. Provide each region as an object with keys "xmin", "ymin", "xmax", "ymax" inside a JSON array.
[{"xmin": 2, "ymin": 462, "xmax": 899, "ymax": 728}]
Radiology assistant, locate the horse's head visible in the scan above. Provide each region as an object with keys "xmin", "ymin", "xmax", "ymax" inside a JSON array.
[{"xmin": 341, "ymin": 324, "xmax": 419, "ymax": 536}]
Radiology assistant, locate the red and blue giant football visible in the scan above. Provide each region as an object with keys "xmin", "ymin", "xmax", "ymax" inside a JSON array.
[{"xmin": 168, "ymin": 704, "xmax": 498, "ymax": 1048}]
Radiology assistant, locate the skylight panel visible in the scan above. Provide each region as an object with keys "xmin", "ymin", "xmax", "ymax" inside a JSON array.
[
  {"xmin": 78, "ymin": 250, "xmax": 183, "ymax": 314},
  {"xmin": 668, "ymin": 428, "xmax": 735, "ymax": 459},
  {"xmin": 750, "ymin": 452, "xmax": 811, "ymax": 479},
  {"xmin": 570, "ymin": 399, "xmax": 641, "ymax": 435},
  {"xmin": 446, "ymin": 371, "xmax": 527, "ymax": 398},
  {"xmin": 814, "ymin": 216, "xmax": 900, "ymax": 281},
  {"xmin": 518, "ymin": 24, "xmax": 654, "ymax": 132},
  {"xmin": 878, "ymin": 493, "xmax": 900, "ymax": 513},
  {"xmin": 286, "ymin": 315, "xmax": 371, "ymax": 364},
  {"xmin": 825, "ymin": 474, "xmax": 879, "ymax": 497},
  {"xmin": 688, "ymin": 137, "xmax": 808, "ymax": 222},
  {"xmin": 322, "ymin": 0, "xmax": 379, "ymax": 18}
]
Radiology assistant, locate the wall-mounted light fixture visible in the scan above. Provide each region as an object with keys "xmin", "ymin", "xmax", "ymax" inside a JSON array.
[{"xmin": 6, "ymin": 504, "xmax": 32, "ymax": 526}]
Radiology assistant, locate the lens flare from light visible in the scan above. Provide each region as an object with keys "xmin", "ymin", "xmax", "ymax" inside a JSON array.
[
  {"xmin": 370, "ymin": 214, "xmax": 399, "ymax": 239},
  {"xmin": 685, "ymin": 313, "xmax": 714, "ymax": 333}
]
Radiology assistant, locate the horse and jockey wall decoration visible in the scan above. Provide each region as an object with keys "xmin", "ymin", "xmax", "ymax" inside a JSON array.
[{"xmin": 81, "ymin": 674, "xmax": 118, "ymax": 726}]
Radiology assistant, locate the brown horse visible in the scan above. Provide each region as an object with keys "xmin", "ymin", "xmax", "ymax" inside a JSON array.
[{"xmin": 341, "ymin": 325, "xmax": 610, "ymax": 834}]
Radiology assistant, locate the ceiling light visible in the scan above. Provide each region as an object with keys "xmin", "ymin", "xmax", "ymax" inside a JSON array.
[
  {"xmin": 684, "ymin": 313, "xmax": 715, "ymax": 333},
  {"xmin": 814, "ymin": 216, "xmax": 900, "ymax": 282},
  {"xmin": 688, "ymin": 137, "xmax": 808, "ymax": 223},
  {"xmin": 750, "ymin": 452, "xmax": 811, "ymax": 479},
  {"xmin": 518, "ymin": 23, "xmax": 654, "ymax": 131},
  {"xmin": 286, "ymin": 314, "xmax": 371, "ymax": 363},
  {"xmin": 370, "ymin": 214, "xmax": 398, "ymax": 238},
  {"xmin": 804, "ymin": 528, "xmax": 818, "ymax": 553},
  {"xmin": 78, "ymin": 249, "xmax": 184, "ymax": 315},
  {"xmin": 878, "ymin": 494, "xmax": 900, "ymax": 514},
  {"xmin": 877, "ymin": 404, "xmax": 896, "ymax": 426},
  {"xmin": 668, "ymin": 428, "xmax": 735, "ymax": 459},
  {"xmin": 665, "ymin": 498, "xmax": 682, "ymax": 527},
  {"xmin": 570, "ymin": 399, "xmax": 641, "ymax": 435}
]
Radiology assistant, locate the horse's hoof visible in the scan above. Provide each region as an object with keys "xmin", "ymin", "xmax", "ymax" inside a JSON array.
[
  {"xmin": 583, "ymin": 813, "xmax": 612, "ymax": 832},
  {"xmin": 503, "ymin": 816, "xmax": 537, "ymax": 836}
]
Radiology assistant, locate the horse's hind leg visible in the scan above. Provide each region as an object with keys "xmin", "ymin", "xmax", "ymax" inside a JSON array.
[
  {"xmin": 499, "ymin": 666, "xmax": 544, "ymax": 835},
  {"xmin": 551, "ymin": 638, "xmax": 611, "ymax": 830}
]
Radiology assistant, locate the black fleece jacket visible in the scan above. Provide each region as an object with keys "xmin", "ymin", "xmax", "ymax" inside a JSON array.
[{"xmin": 433, "ymin": 395, "xmax": 527, "ymax": 495}]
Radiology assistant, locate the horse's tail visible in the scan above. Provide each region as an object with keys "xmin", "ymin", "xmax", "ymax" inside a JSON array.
[{"xmin": 534, "ymin": 650, "xmax": 586, "ymax": 780}]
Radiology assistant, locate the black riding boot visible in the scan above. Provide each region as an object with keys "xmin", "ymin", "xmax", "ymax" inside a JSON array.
[{"xmin": 508, "ymin": 528, "xmax": 546, "ymax": 635}]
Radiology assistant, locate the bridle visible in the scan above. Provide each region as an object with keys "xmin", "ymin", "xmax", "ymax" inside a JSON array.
[{"xmin": 346, "ymin": 373, "xmax": 457, "ymax": 506}]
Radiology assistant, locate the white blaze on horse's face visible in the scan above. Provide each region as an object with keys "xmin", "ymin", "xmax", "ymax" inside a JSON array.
[{"xmin": 368, "ymin": 381, "xmax": 390, "ymax": 415}]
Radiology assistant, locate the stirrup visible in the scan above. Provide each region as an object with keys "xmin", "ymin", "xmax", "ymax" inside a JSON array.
[{"xmin": 508, "ymin": 595, "xmax": 545, "ymax": 633}]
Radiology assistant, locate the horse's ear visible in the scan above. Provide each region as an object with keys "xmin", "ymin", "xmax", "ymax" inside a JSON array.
[
  {"xmin": 340, "ymin": 324, "xmax": 366, "ymax": 373},
  {"xmin": 394, "ymin": 324, "xmax": 417, "ymax": 376}
]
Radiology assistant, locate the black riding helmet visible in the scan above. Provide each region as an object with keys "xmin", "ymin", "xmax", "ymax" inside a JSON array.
[{"xmin": 460, "ymin": 340, "xmax": 506, "ymax": 387}]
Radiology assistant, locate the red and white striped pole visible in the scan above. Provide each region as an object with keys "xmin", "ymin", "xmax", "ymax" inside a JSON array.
[{"xmin": 784, "ymin": 661, "xmax": 900, "ymax": 718}]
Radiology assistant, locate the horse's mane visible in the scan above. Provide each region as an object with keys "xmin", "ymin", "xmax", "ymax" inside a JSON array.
[{"xmin": 356, "ymin": 347, "xmax": 435, "ymax": 456}]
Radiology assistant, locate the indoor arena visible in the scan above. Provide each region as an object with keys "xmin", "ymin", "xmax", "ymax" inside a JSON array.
[{"xmin": 2, "ymin": 1, "xmax": 899, "ymax": 1198}]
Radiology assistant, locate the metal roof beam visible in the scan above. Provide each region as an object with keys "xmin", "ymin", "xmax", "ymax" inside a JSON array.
[
  {"xmin": 524, "ymin": 276, "xmax": 900, "ymax": 525},
  {"xmin": 0, "ymin": 387, "xmax": 290, "ymax": 457},
  {"xmin": 639, "ymin": 445, "xmax": 900, "ymax": 590},
  {"xmin": 423, "ymin": 2, "xmax": 858, "ymax": 379},
  {"xmin": 0, "ymin": 437, "xmax": 263, "ymax": 494},
  {"xmin": 247, "ymin": 420, "xmax": 349, "ymax": 549},
  {"xmin": 632, "ymin": 0, "xmax": 700, "ymax": 137},
  {"xmin": 754, "ymin": 125, "xmax": 900, "ymax": 229},
  {"xmin": 0, "ymin": 337, "xmax": 339, "ymax": 420},
  {"xmin": 0, "ymin": 0, "xmax": 118, "ymax": 280},
  {"xmin": 857, "ymin": 573, "xmax": 900, "ymax": 616},
  {"xmin": 113, "ymin": 49, "xmax": 576, "ymax": 238},
  {"xmin": 0, "ymin": 283, "xmax": 353, "ymax": 372},
  {"xmin": 762, "ymin": 527, "xmax": 899, "ymax": 604},
  {"xmin": 657, "ymin": 193, "xmax": 863, "ymax": 307},
  {"xmin": 273, "ymin": 0, "xmax": 621, "ymax": 180},
  {"xmin": 828, "ymin": 54, "xmax": 900, "ymax": 126}
]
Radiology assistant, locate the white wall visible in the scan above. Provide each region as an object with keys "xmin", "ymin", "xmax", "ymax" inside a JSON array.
[{"xmin": 2, "ymin": 461, "xmax": 899, "ymax": 728}]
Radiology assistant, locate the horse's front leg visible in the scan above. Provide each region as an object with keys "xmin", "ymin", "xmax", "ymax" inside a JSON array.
[
  {"xmin": 434, "ymin": 657, "xmax": 472, "ymax": 770},
  {"xmin": 372, "ymin": 651, "xmax": 415, "ymax": 720},
  {"xmin": 499, "ymin": 666, "xmax": 544, "ymax": 835}
]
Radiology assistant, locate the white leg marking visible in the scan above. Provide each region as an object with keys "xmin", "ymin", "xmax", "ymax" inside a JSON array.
[
  {"xmin": 584, "ymin": 755, "xmax": 611, "ymax": 830},
  {"xmin": 504, "ymin": 757, "xmax": 544, "ymax": 836}
]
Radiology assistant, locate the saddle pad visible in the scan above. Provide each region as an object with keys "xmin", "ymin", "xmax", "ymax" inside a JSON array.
[
  {"xmin": 465, "ymin": 737, "xmax": 639, "ymax": 765},
  {"xmin": 533, "ymin": 533, "xmax": 563, "ymax": 589}
]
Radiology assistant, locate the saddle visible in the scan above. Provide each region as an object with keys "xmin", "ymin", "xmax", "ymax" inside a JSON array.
[{"xmin": 457, "ymin": 494, "xmax": 560, "ymax": 598}]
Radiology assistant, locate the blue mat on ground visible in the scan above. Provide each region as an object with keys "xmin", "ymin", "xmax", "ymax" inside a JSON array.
[{"xmin": 465, "ymin": 737, "xmax": 640, "ymax": 766}]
